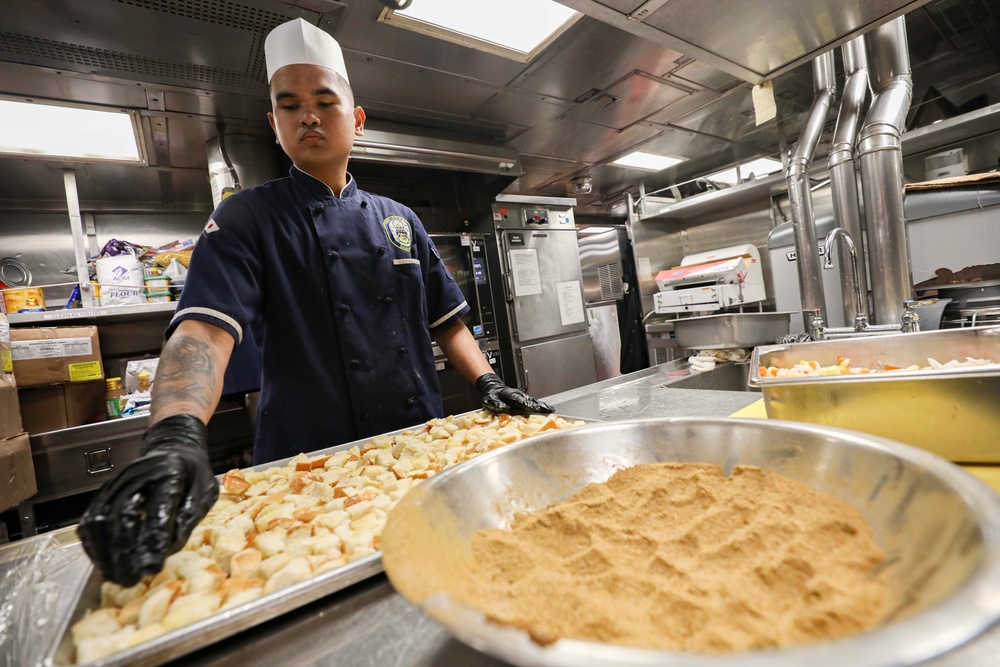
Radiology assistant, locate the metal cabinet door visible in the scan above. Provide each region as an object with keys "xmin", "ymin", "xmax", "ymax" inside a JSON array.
[
  {"xmin": 519, "ymin": 333, "xmax": 597, "ymax": 398},
  {"xmin": 502, "ymin": 229, "xmax": 588, "ymax": 342}
]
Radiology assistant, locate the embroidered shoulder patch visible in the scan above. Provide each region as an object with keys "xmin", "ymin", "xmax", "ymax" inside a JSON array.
[
  {"xmin": 204, "ymin": 218, "xmax": 221, "ymax": 234},
  {"xmin": 382, "ymin": 215, "xmax": 412, "ymax": 252}
]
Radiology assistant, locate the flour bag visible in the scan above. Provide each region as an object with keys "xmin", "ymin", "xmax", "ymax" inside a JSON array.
[{"xmin": 96, "ymin": 254, "xmax": 145, "ymax": 306}]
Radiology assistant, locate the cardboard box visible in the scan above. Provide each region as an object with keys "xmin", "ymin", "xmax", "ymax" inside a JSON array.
[
  {"xmin": 10, "ymin": 326, "xmax": 104, "ymax": 387},
  {"xmin": 0, "ymin": 372, "xmax": 21, "ymax": 439},
  {"xmin": 18, "ymin": 381, "xmax": 107, "ymax": 434},
  {"xmin": 0, "ymin": 311, "xmax": 18, "ymax": 439},
  {"xmin": 0, "ymin": 433, "xmax": 36, "ymax": 511}
]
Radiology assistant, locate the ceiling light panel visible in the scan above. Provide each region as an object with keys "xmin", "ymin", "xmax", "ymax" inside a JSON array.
[
  {"xmin": 381, "ymin": 0, "xmax": 579, "ymax": 61},
  {"xmin": 612, "ymin": 151, "xmax": 685, "ymax": 172},
  {"xmin": 0, "ymin": 99, "xmax": 143, "ymax": 163}
]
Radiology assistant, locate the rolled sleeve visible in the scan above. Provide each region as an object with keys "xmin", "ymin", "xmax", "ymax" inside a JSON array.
[{"xmin": 167, "ymin": 195, "xmax": 264, "ymax": 344}]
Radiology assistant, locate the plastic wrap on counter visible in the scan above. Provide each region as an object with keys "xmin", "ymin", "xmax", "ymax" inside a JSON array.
[{"xmin": 0, "ymin": 534, "xmax": 88, "ymax": 667}]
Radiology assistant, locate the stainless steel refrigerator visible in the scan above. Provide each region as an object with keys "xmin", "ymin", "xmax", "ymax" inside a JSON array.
[{"xmin": 492, "ymin": 198, "xmax": 597, "ymax": 398}]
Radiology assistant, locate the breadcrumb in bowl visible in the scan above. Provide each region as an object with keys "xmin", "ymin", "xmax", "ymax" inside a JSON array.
[{"xmin": 382, "ymin": 417, "xmax": 1000, "ymax": 667}]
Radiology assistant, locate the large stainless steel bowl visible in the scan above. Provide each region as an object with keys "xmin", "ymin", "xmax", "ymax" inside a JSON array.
[{"xmin": 381, "ymin": 418, "xmax": 1000, "ymax": 667}]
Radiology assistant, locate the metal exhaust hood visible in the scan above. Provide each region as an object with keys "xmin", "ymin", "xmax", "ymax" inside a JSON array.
[
  {"xmin": 351, "ymin": 120, "xmax": 522, "ymax": 177},
  {"xmin": 556, "ymin": 0, "xmax": 935, "ymax": 83}
]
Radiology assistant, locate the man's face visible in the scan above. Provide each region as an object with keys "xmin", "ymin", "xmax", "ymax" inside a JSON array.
[{"xmin": 267, "ymin": 64, "xmax": 365, "ymax": 173}]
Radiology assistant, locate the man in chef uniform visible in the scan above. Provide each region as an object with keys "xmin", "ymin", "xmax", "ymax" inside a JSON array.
[{"xmin": 78, "ymin": 18, "xmax": 552, "ymax": 586}]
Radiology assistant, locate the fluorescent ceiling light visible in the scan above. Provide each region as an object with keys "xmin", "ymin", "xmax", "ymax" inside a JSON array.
[
  {"xmin": 706, "ymin": 157, "xmax": 783, "ymax": 185},
  {"xmin": 389, "ymin": 0, "xmax": 577, "ymax": 56},
  {"xmin": 612, "ymin": 151, "xmax": 685, "ymax": 172},
  {"xmin": 0, "ymin": 99, "xmax": 141, "ymax": 162}
]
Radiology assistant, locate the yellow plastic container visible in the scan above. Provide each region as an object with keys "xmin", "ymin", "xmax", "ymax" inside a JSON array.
[
  {"xmin": 146, "ymin": 291, "xmax": 173, "ymax": 303},
  {"xmin": 2, "ymin": 287, "xmax": 46, "ymax": 313}
]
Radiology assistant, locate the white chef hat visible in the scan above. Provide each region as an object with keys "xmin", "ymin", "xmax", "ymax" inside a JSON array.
[{"xmin": 264, "ymin": 18, "xmax": 350, "ymax": 85}]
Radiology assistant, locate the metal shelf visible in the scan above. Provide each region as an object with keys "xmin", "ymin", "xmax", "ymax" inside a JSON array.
[
  {"xmin": 6, "ymin": 301, "xmax": 177, "ymax": 326},
  {"xmin": 639, "ymin": 173, "xmax": 790, "ymax": 222},
  {"xmin": 637, "ymin": 103, "xmax": 1000, "ymax": 223},
  {"xmin": 901, "ymin": 102, "xmax": 1000, "ymax": 157}
]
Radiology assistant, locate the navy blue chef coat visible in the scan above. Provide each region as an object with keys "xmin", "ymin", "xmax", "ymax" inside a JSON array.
[{"xmin": 167, "ymin": 167, "xmax": 470, "ymax": 464}]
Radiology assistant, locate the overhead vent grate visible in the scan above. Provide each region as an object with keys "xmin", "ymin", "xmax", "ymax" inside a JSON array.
[
  {"xmin": 110, "ymin": 0, "xmax": 295, "ymax": 33},
  {"xmin": 598, "ymin": 262, "xmax": 623, "ymax": 301},
  {"xmin": 108, "ymin": 0, "xmax": 300, "ymax": 80},
  {"xmin": 0, "ymin": 33, "xmax": 265, "ymax": 89}
]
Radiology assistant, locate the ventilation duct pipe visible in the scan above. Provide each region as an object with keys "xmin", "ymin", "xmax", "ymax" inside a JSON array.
[
  {"xmin": 858, "ymin": 17, "xmax": 914, "ymax": 325},
  {"xmin": 827, "ymin": 38, "xmax": 870, "ymax": 325},
  {"xmin": 206, "ymin": 132, "xmax": 283, "ymax": 209},
  {"xmin": 786, "ymin": 50, "xmax": 837, "ymax": 329}
]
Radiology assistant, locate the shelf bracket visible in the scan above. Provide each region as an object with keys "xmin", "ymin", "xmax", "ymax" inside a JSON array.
[{"xmin": 63, "ymin": 170, "xmax": 95, "ymax": 309}]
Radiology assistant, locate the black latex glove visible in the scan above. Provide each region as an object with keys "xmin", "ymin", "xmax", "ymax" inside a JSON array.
[
  {"xmin": 475, "ymin": 372, "xmax": 555, "ymax": 416},
  {"xmin": 78, "ymin": 414, "xmax": 219, "ymax": 587}
]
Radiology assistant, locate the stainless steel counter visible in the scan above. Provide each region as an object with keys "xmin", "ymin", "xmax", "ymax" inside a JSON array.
[{"xmin": 3, "ymin": 361, "xmax": 999, "ymax": 666}]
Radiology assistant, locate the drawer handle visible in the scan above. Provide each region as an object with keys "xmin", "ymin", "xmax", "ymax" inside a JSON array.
[{"xmin": 85, "ymin": 448, "xmax": 114, "ymax": 474}]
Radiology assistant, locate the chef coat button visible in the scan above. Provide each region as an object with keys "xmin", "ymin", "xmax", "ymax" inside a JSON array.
[
  {"xmin": 339, "ymin": 304, "xmax": 350, "ymax": 313},
  {"xmin": 377, "ymin": 246, "xmax": 386, "ymax": 256},
  {"xmin": 384, "ymin": 296, "xmax": 394, "ymax": 304},
  {"xmin": 360, "ymin": 201, "xmax": 368, "ymax": 209},
  {"xmin": 328, "ymin": 250, "xmax": 340, "ymax": 260},
  {"xmin": 312, "ymin": 205, "xmax": 325, "ymax": 216},
  {"xmin": 398, "ymin": 346, "xmax": 406, "ymax": 354},
  {"xmin": 388, "ymin": 331, "xmax": 396, "ymax": 337},
  {"xmin": 407, "ymin": 397, "xmax": 417, "ymax": 406},
  {"xmin": 350, "ymin": 359, "xmax": 361, "ymax": 368}
]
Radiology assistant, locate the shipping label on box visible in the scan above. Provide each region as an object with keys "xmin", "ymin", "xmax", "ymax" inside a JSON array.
[
  {"xmin": 0, "ymin": 433, "xmax": 36, "ymax": 512},
  {"xmin": 12, "ymin": 336, "xmax": 93, "ymax": 360},
  {"xmin": 0, "ymin": 314, "xmax": 11, "ymax": 373},
  {"xmin": 10, "ymin": 326, "xmax": 104, "ymax": 387}
]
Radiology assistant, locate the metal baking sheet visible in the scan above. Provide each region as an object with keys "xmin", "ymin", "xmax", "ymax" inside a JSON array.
[{"xmin": 44, "ymin": 412, "xmax": 597, "ymax": 667}]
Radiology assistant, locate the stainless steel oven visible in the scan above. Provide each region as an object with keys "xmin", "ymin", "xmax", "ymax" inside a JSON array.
[
  {"xmin": 431, "ymin": 233, "xmax": 497, "ymax": 340},
  {"xmin": 429, "ymin": 233, "xmax": 505, "ymax": 414}
]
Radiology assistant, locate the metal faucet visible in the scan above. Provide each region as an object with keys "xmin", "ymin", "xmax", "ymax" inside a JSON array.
[
  {"xmin": 823, "ymin": 227, "xmax": 869, "ymax": 331},
  {"xmin": 900, "ymin": 300, "xmax": 921, "ymax": 333},
  {"xmin": 802, "ymin": 226, "xmax": 925, "ymax": 340},
  {"xmin": 804, "ymin": 308, "xmax": 827, "ymax": 340},
  {"xmin": 802, "ymin": 296, "xmax": 932, "ymax": 341}
]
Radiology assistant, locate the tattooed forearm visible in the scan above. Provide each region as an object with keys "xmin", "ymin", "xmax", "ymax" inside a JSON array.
[{"xmin": 151, "ymin": 321, "xmax": 234, "ymax": 424}]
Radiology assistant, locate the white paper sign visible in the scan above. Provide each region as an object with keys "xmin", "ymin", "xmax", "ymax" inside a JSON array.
[
  {"xmin": 752, "ymin": 80, "xmax": 777, "ymax": 125},
  {"xmin": 556, "ymin": 281, "xmax": 585, "ymax": 326},
  {"xmin": 510, "ymin": 249, "xmax": 542, "ymax": 297}
]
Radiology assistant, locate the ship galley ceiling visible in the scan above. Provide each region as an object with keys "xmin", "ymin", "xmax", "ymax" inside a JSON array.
[{"xmin": 1, "ymin": 0, "xmax": 999, "ymax": 217}]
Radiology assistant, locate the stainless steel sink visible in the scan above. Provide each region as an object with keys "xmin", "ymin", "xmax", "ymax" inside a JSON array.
[{"xmin": 659, "ymin": 362, "xmax": 753, "ymax": 392}]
